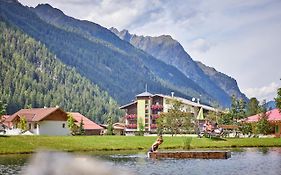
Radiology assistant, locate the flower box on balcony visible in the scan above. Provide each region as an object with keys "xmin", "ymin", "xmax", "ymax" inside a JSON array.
[
  {"xmin": 151, "ymin": 104, "xmax": 163, "ymax": 110},
  {"xmin": 152, "ymin": 114, "xmax": 160, "ymax": 119},
  {"xmin": 150, "ymin": 124, "xmax": 157, "ymax": 129},
  {"xmin": 126, "ymin": 123, "xmax": 137, "ymax": 129},
  {"xmin": 126, "ymin": 114, "xmax": 137, "ymax": 120}
]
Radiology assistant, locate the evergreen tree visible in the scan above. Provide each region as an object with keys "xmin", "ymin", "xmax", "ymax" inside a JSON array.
[
  {"xmin": 225, "ymin": 95, "xmax": 246, "ymax": 124},
  {"xmin": 0, "ymin": 22, "xmax": 123, "ymax": 124},
  {"xmin": 78, "ymin": 118, "xmax": 85, "ymax": 135},
  {"xmin": 246, "ymin": 97, "xmax": 260, "ymax": 116},
  {"xmin": 275, "ymin": 85, "xmax": 281, "ymax": 112},
  {"xmin": 256, "ymin": 101, "xmax": 272, "ymax": 135},
  {"xmin": 0, "ymin": 101, "xmax": 7, "ymax": 122},
  {"xmin": 105, "ymin": 116, "xmax": 114, "ymax": 135}
]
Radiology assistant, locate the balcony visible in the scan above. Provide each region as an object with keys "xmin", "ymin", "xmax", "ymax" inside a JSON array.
[
  {"xmin": 151, "ymin": 104, "xmax": 163, "ymax": 110},
  {"xmin": 125, "ymin": 114, "xmax": 137, "ymax": 120},
  {"xmin": 126, "ymin": 124, "xmax": 137, "ymax": 129},
  {"xmin": 150, "ymin": 124, "xmax": 157, "ymax": 129},
  {"xmin": 151, "ymin": 114, "xmax": 160, "ymax": 120}
]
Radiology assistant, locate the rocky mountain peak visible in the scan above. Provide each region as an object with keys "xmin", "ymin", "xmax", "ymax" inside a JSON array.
[
  {"xmin": 34, "ymin": 3, "xmax": 65, "ymax": 18},
  {"xmin": 111, "ymin": 28, "xmax": 249, "ymax": 105}
]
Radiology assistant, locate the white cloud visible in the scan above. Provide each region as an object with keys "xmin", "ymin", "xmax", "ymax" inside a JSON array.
[
  {"xmin": 244, "ymin": 82, "xmax": 280, "ymax": 101},
  {"xmin": 190, "ymin": 38, "xmax": 211, "ymax": 53}
]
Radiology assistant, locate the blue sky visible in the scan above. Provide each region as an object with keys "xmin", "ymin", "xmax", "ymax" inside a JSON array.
[{"xmin": 19, "ymin": 0, "xmax": 281, "ymax": 102}]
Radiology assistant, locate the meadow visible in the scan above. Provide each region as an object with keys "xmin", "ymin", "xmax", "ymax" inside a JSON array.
[{"xmin": 1, "ymin": 135, "xmax": 281, "ymax": 154}]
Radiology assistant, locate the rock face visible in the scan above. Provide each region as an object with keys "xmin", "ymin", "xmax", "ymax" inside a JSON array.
[
  {"xmin": 196, "ymin": 61, "xmax": 248, "ymax": 101},
  {"xmin": 111, "ymin": 28, "xmax": 248, "ymax": 105}
]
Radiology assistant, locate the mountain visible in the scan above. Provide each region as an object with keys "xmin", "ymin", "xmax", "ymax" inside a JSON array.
[
  {"xmin": 266, "ymin": 101, "xmax": 276, "ymax": 110},
  {"xmin": 110, "ymin": 28, "xmax": 248, "ymax": 105},
  {"xmin": 0, "ymin": 22, "xmax": 122, "ymax": 123},
  {"xmin": 32, "ymin": 4, "xmax": 216, "ymax": 104},
  {"xmin": 0, "ymin": 0, "xmax": 221, "ymax": 106},
  {"xmin": 196, "ymin": 61, "xmax": 248, "ymax": 101}
]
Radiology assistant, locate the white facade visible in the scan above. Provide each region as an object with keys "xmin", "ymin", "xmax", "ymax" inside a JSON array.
[
  {"xmin": 37, "ymin": 121, "xmax": 70, "ymax": 136},
  {"xmin": 4, "ymin": 121, "xmax": 70, "ymax": 136}
]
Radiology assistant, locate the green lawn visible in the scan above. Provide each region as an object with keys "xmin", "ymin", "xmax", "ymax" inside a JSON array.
[{"xmin": 0, "ymin": 135, "xmax": 281, "ymax": 154}]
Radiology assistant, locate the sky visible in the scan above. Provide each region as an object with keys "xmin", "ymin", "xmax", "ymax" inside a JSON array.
[{"xmin": 19, "ymin": 0, "xmax": 281, "ymax": 102}]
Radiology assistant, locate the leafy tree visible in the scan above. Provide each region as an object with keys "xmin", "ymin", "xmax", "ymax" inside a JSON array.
[
  {"xmin": 239, "ymin": 122, "xmax": 253, "ymax": 137},
  {"xmin": 136, "ymin": 119, "xmax": 145, "ymax": 136},
  {"xmin": 157, "ymin": 100, "xmax": 194, "ymax": 136},
  {"xmin": 18, "ymin": 116, "xmax": 27, "ymax": 132},
  {"xmin": 67, "ymin": 113, "xmax": 77, "ymax": 135},
  {"xmin": 218, "ymin": 113, "xmax": 233, "ymax": 125},
  {"xmin": 205, "ymin": 110, "xmax": 220, "ymax": 123}
]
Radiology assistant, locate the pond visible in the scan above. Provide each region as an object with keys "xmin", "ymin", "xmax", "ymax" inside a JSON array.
[{"xmin": 1, "ymin": 148, "xmax": 281, "ymax": 175}]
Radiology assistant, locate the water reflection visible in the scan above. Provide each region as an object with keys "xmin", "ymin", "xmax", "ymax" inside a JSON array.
[
  {"xmin": 93, "ymin": 148, "xmax": 281, "ymax": 175},
  {"xmin": 1, "ymin": 148, "xmax": 281, "ymax": 175},
  {"xmin": 0, "ymin": 154, "xmax": 31, "ymax": 175}
]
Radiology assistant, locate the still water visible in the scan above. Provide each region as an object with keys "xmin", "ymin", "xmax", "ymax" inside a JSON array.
[{"xmin": 1, "ymin": 148, "xmax": 281, "ymax": 175}]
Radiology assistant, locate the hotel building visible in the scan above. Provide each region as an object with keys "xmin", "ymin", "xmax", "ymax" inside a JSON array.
[{"xmin": 120, "ymin": 91, "xmax": 217, "ymax": 135}]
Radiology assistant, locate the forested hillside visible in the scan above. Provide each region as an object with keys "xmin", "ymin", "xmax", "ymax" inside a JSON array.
[
  {"xmin": 0, "ymin": 22, "xmax": 123, "ymax": 123},
  {"xmin": 0, "ymin": 1, "xmax": 219, "ymax": 106}
]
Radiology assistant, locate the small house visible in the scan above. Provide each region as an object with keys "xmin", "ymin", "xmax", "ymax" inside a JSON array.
[
  {"xmin": 5, "ymin": 107, "xmax": 70, "ymax": 135},
  {"xmin": 69, "ymin": 112, "xmax": 103, "ymax": 135},
  {"xmin": 245, "ymin": 108, "xmax": 281, "ymax": 137}
]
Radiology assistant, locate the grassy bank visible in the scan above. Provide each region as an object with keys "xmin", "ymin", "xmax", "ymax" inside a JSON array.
[{"xmin": 0, "ymin": 135, "xmax": 281, "ymax": 154}]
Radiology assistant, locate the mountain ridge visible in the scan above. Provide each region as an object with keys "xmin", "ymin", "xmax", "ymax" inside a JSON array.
[
  {"xmin": 32, "ymin": 3, "xmax": 218, "ymax": 105},
  {"xmin": 110, "ymin": 28, "xmax": 248, "ymax": 105},
  {"xmin": 0, "ymin": 1, "xmax": 219, "ymax": 107}
]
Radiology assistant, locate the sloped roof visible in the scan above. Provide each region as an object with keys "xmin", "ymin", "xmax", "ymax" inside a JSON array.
[
  {"xmin": 69, "ymin": 112, "xmax": 103, "ymax": 130},
  {"xmin": 156, "ymin": 94, "xmax": 217, "ymax": 112},
  {"xmin": 113, "ymin": 123, "xmax": 125, "ymax": 130},
  {"xmin": 119, "ymin": 101, "xmax": 137, "ymax": 109},
  {"xmin": 1, "ymin": 115, "xmax": 10, "ymax": 122},
  {"xmin": 136, "ymin": 91, "xmax": 153, "ymax": 97},
  {"xmin": 1, "ymin": 115, "xmax": 11, "ymax": 127},
  {"xmin": 245, "ymin": 108, "xmax": 281, "ymax": 123},
  {"xmin": 6, "ymin": 107, "xmax": 64, "ymax": 122}
]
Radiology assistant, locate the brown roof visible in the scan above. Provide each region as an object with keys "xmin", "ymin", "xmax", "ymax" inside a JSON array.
[
  {"xmin": 1, "ymin": 115, "xmax": 11, "ymax": 127},
  {"xmin": 113, "ymin": 123, "xmax": 125, "ymax": 130},
  {"xmin": 1, "ymin": 115, "xmax": 9, "ymax": 122},
  {"xmin": 6, "ymin": 107, "xmax": 64, "ymax": 122},
  {"xmin": 69, "ymin": 112, "xmax": 103, "ymax": 130}
]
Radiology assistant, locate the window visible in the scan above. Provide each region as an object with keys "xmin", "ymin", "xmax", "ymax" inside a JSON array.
[
  {"xmin": 28, "ymin": 123, "xmax": 31, "ymax": 130},
  {"xmin": 62, "ymin": 123, "xmax": 65, "ymax": 128},
  {"xmin": 34, "ymin": 123, "xmax": 37, "ymax": 129}
]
